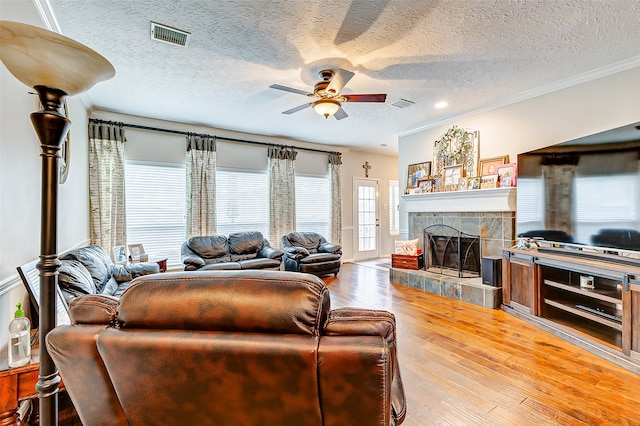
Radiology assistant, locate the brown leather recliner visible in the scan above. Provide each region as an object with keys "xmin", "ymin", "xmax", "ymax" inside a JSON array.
[{"xmin": 46, "ymin": 270, "xmax": 406, "ymax": 426}]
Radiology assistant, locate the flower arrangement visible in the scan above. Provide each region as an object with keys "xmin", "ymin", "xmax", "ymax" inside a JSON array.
[{"xmin": 434, "ymin": 125, "xmax": 476, "ymax": 176}]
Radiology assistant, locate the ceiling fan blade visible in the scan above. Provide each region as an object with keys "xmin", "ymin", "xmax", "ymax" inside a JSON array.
[
  {"xmin": 343, "ymin": 93, "xmax": 387, "ymax": 103},
  {"xmin": 282, "ymin": 103, "xmax": 312, "ymax": 114},
  {"xmin": 334, "ymin": 107, "xmax": 348, "ymax": 120},
  {"xmin": 269, "ymin": 84, "xmax": 311, "ymax": 97},
  {"xmin": 326, "ymin": 68, "xmax": 355, "ymax": 95}
]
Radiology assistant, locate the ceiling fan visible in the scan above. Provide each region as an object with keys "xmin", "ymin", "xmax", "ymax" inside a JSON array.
[{"xmin": 269, "ymin": 68, "xmax": 386, "ymax": 120}]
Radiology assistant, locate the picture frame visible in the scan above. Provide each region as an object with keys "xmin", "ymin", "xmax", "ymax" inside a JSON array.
[
  {"xmin": 479, "ymin": 155, "xmax": 509, "ymax": 177},
  {"xmin": 458, "ymin": 177, "xmax": 469, "ymax": 190},
  {"xmin": 407, "ymin": 161, "xmax": 432, "ymax": 188},
  {"xmin": 17, "ymin": 259, "xmax": 70, "ymax": 327},
  {"xmin": 496, "ymin": 163, "xmax": 518, "ymax": 187},
  {"xmin": 112, "ymin": 245, "xmax": 127, "ymax": 264},
  {"xmin": 467, "ymin": 176, "xmax": 481, "ymax": 190},
  {"xmin": 443, "ymin": 164, "xmax": 463, "ymax": 190},
  {"xmin": 418, "ymin": 178, "xmax": 433, "ymax": 193},
  {"xmin": 128, "ymin": 243, "xmax": 145, "ymax": 262},
  {"xmin": 480, "ymin": 174, "xmax": 500, "ymax": 189},
  {"xmin": 430, "ymin": 175, "xmax": 441, "ymax": 192}
]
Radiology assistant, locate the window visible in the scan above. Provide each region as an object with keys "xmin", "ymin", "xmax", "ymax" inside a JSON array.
[
  {"xmin": 517, "ymin": 177, "xmax": 545, "ymax": 228},
  {"xmin": 575, "ymin": 175, "xmax": 637, "ymax": 222},
  {"xmin": 389, "ymin": 180, "xmax": 399, "ymax": 235},
  {"xmin": 216, "ymin": 168, "xmax": 269, "ymax": 237},
  {"xmin": 295, "ymin": 174, "xmax": 330, "ymax": 237},
  {"xmin": 125, "ymin": 161, "xmax": 186, "ymax": 269}
]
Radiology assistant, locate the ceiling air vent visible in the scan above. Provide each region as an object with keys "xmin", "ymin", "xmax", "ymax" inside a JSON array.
[
  {"xmin": 391, "ymin": 99, "xmax": 414, "ymax": 109},
  {"xmin": 150, "ymin": 22, "xmax": 191, "ymax": 47}
]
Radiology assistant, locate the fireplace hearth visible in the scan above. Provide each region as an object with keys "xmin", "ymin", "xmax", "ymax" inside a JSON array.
[{"xmin": 424, "ymin": 224, "xmax": 481, "ymax": 278}]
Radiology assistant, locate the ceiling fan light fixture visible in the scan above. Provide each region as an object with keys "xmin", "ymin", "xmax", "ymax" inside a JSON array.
[{"xmin": 313, "ymin": 99, "xmax": 341, "ymax": 119}]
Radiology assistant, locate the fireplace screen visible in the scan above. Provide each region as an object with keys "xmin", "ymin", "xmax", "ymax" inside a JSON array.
[{"xmin": 424, "ymin": 224, "xmax": 481, "ymax": 278}]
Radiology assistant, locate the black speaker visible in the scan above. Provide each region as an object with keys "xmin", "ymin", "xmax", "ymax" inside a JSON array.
[{"xmin": 482, "ymin": 256, "xmax": 502, "ymax": 287}]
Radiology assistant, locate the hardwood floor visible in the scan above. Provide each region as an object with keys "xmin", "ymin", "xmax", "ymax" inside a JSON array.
[{"xmin": 323, "ymin": 262, "xmax": 640, "ymax": 426}]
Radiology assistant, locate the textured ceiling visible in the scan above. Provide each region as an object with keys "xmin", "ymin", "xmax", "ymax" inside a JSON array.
[{"xmin": 41, "ymin": 0, "xmax": 640, "ymax": 153}]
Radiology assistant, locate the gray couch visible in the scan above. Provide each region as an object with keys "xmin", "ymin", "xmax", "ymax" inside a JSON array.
[
  {"xmin": 58, "ymin": 245, "xmax": 160, "ymax": 304},
  {"xmin": 181, "ymin": 231, "xmax": 284, "ymax": 271}
]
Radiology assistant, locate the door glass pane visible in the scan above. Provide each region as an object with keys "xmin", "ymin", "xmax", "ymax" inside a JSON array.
[{"xmin": 358, "ymin": 185, "xmax": 377, "ymax": 252}]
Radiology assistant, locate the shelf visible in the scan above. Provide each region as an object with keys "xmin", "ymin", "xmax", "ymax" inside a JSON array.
[
  {"xmin": 401, "ymin": 187, "xmax": 516, "ymax": 212},
  {"xmin": 544, "ymin": 299, "xmax": 622, "ymax": 331},
  {"xmin": 542, "ymin": 304, "xmax": 622, "ymax": 349},
  {"xmin": 543, "ymin": 279, "xmax": 621, "ymax": 304}
]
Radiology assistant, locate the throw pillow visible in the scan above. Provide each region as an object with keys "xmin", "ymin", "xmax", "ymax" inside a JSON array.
[{"xmin": 394, "ymin": 239, "xmax": 419, "ymax": 256}]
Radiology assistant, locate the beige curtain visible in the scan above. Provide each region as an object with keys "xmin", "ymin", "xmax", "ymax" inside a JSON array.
[
  {"xmin": 268, "ymin": 145, "xmax": 297, "ymax": 248},
  {"xmin": 329, "ymin": 153, "xmax": 343, "ymax": 244},
  {"xmin": 88, "ymin": 122, "xmax": 127, "ymax": 252},
  {"xmin": 186, "ymin": 134, "xmax": 217, "ymax": 237}
]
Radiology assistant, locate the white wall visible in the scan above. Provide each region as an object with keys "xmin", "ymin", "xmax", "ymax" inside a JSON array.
[
  {"xmin": 0, "ymin": 2, "xmax": 93, "ymax": 347},
  {"xmin": 398, "ymin": 66, "xmax": 640, "ymax": 238}
]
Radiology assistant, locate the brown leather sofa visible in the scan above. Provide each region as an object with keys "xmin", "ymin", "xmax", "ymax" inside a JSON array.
[{"xmin": 46, "ymin": 270, "xmax": 406, "ymax": 426}]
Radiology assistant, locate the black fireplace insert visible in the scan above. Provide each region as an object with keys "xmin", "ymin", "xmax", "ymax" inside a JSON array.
[{"xmin": 423, "ymin": 224, "xmax": 481, "ymax": 278}]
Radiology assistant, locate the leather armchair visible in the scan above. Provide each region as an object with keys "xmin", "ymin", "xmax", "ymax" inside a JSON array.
[
  {"xmin": 46, "ymin": 270, "xmax": 405, "ymax": 426},
  {"xmin": 281, "ymin": 232, "xmax": 342, "ymax": 277}
]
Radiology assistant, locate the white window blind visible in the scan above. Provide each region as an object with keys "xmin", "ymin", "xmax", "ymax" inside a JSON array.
[
  {"xmin": 295, "ymin": 174, "xmax": 330, "ymax": 237},
  {"xmin": 389, "ymin": 180, "xmax": 399, "ymax": 235},
  {"xmin": 516, "ymin": 177, "xmax": 545, "ymax": 225},
  {"xmin": 125, "ymin": 161, "xmax": 186, "ymax": 269},
  {"xmin": 216, "ymin": 168, "xmax": 269, "ymax": 237},
  {"xmin": 575, "ymin": 175, "xmax": 637, "ymax": 221}
]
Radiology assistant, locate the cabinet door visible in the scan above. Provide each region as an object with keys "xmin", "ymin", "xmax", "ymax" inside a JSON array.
[
  {"xmin": 502, "ymin": 251, "xmax": 538, "ymax": 314},
  {"xmin": 630, "ymin": 281, "xmax": 640, "ymax": 356}
]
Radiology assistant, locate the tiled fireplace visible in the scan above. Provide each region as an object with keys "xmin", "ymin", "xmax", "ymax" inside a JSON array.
[
  {"xmin": 392, "ymin": 188, "xmax": 516, "ymax": 309},
  {"xmin": 408, "ymin": 210, "xmax": 515, "ymax": 257}
]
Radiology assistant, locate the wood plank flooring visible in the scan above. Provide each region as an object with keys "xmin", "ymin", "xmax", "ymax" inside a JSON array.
[{"xmin": 323, "ymin": 262, "xmax": 640, "ymax": 426}]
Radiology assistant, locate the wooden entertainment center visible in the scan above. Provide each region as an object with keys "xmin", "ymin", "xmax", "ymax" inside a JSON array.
[{"xmin": 502, "ymin": 246, "xmax": 640, "ymax": 374}]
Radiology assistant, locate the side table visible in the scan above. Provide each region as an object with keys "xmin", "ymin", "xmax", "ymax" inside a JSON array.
[
  {"xmin": 127, "ymin": 257, "xmax": 168, "ymax": 272},
  {"xmin": 1, "ymin": 338, "xmax": 79, "ymax": 425},
  {"xmin": 0, "ymin": 345, "xmax": 54, "ymax": 425},
  {"xmin": 152, "ymin": 257, "xmax": 168, "ymax": 273}
]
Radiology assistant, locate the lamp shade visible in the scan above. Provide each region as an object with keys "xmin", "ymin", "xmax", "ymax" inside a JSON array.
[
  {"xmin": 313, "ymin": 99, "xmax": 341, "ymax": 118},
  {"xmin": 0, "ymin": 20, "xmax": 115, "ymax": 95}
]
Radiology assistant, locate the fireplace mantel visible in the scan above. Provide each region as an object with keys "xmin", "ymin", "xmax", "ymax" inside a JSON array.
[{"xmin": 401, "ymin": 187, "xmax": 516, "ymax": 213}]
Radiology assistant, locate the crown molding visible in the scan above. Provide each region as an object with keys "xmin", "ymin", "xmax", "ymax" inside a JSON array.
[{"xmin": 400, "ymin": 56, "xmax": 640, "ymax": 137}]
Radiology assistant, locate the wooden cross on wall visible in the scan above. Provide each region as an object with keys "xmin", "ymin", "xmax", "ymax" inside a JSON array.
[{"xmin": 363, "ymin": 161, "xmax": 371, "ymax": 177}]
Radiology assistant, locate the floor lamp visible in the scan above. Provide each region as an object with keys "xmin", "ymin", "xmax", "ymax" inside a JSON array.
[{"xmin": 0, "ymin": 21, "xmax": 114, "ymax": 425}]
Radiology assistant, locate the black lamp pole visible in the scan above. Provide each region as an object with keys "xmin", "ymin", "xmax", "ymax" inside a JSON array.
[{"xmin": 32, "ymin": 85, "xmax": 70, "ymax": 426}]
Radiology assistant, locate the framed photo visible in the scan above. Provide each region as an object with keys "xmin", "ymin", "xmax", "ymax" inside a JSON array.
[
  {"xmin": 112, "ymin": 245, "xmax": 127, "ymax": 264},
  {"xmin": 479, "ymin": 155, "xmax": 509, "ymax": 177},
  {"xmin": 430, "ymin": 175, "xmax": 441, "ymax": 192},
  {"xmin": 407, "ymin": 161, "xmax": 432, "ymax": 188},
  {"xmin": 458, "ymin": 177, "xmax": 469, "ymax": 190},
  {"xmin": 443, "ymin": 164, "xmax": 463, "ymax": 190},
  {"xmin": 418, "ymin": 178, "xmax": 433, "ymax": 193},
  {"xmin": 480, "ymin": 174, "xmax": 500, "ymax": 189},
  {"xmin": 496, "ymin": 163, "xmax": 518, "ymax": 187},
  {"xmin": 17, "ymin": 259, "xmax": 70, "ymax": 327},
  {"xmin": 467, "ymin": 176, "xmax": 481, "ymax": 190},
  {"xmin": 128, "ymin": 243, "xmax": 145, "ymax": 261}
]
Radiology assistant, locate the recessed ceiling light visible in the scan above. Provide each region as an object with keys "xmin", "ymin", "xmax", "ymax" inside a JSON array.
[{"xmin": 434, "ymin": 101, "xmax": 448, "ymax": 109}]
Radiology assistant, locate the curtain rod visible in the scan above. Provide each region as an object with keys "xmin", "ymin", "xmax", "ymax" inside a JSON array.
[{"xmin": 88, "ymin": 118, "xmax": 342, "ymax": 156}]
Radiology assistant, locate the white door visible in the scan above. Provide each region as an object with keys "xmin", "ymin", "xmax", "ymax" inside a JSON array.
[{"xmin": 354, "ymin": 178, "xmax": 380, "ymax": 261}]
